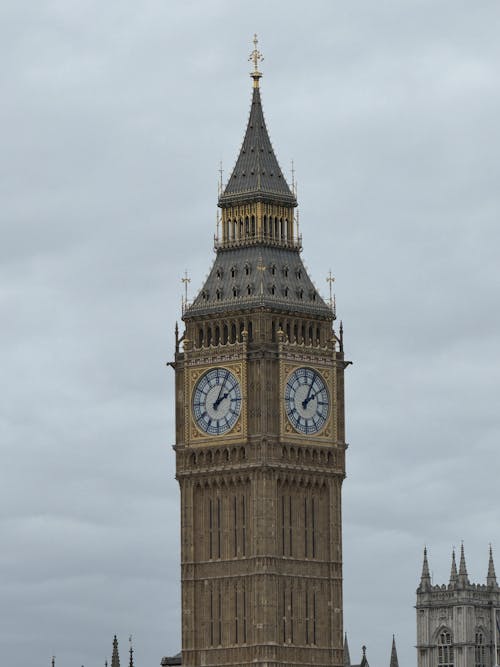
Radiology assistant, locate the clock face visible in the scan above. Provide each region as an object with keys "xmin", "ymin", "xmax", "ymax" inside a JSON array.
[
  {"xmin": 193, "ymin": 368, "xmax": 242, "ymax": 435},
  {"xmin": 285, "ymin": 367, "xmax": 329, "ymax": 434}
]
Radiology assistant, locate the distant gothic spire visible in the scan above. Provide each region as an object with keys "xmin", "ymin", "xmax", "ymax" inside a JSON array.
[
  {"xmin": 458, "ymin": 542, "xmax": 470, "ymax": 586},
  {"xmin": 111, "ymin": 635, "xmax": 120, "ymax": 667},
  {"xmin": 360, "ymin": 645, "xmax": 369, "ymax": 667},
  {"xmin": 390, "ymin": 635, "xmax": 399, "ymax": 667},
  {"xmin": 420, "ymin": 546, "xmax": 431, "ymax": 590},
  {"xmin": 487, "ymin": 545, "xmax": 498, "ymax": 587},
  {"xmin": 344, "ymin": 633, "xmax": 351, "ymax": 667},
  {"xmin": 449, "ymin": 548, "xmax": 458, "ymax": 586}
]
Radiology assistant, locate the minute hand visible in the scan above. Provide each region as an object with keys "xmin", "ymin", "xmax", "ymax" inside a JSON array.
[
  {"xmin": 302, "ymin": 377, "xmax": 316, "ymax": 409},
  {"xmin": 213, "ymin": 378, "xmax": 229, "ymax": 410}
]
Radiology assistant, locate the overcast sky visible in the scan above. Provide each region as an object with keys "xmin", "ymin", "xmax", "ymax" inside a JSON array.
[{"xmin": 1, "ymin": 1, "xmax": 499, "ymax": 666}]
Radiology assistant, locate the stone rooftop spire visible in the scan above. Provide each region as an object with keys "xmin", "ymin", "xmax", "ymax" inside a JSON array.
[
  {"xmin": 219, "ymin": 36, "xmax": 296, "ymax": 208},
  {"xmin": 449, "ymin": 548, "xmax": 458, "ymax": 586},
  {"xmin": 458, "ymin": 542, "xmax": 470, "ymax": 586},
  {"xmin": 111, "ymin": 635, "xmax": 120, "ymax": 667},
  {"xmin": 487, "ymin": 545, "xmax": 498, "ymax": 587},
  {"xmin": 344, "ymin": 633, "xmax": 351, "ymax": 667},
  {"xmin": 389, "ymin": 635, "xmax": 399, "ymax": 667},
  {"xmin": 419, "ymin": 546, "xmax": 431, "ymax": 590}
]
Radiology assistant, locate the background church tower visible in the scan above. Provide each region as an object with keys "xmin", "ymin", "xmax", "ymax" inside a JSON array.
[
  {"xmin": 416, "ymin": 545, "xmax": 500, "ymax": 667},
  {"xmin": 172, "ymin": 37, "xmax": 348, "ymax": 667}
]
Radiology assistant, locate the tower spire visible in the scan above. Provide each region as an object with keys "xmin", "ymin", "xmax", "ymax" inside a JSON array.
[
  {"xmin": 458, "ymin": 542, "xmax": 470, "ymax": 586},
  {"xmin": 449, "ymin": 548, "xmax": 458, "ymax": 586},
  {"xmin": 390, "ymin": 635, "xmax": 399, "ymax": 667},
  {"xmin": 487, "ymin": 544, "xmax": 498, "ymax": 587},
  {"xmin": 419, "ymin": 546, "xmax": 432, "ymax": 590},
  {"xmin": 219, "ymin": 37, "xmax": 296, "ymax": 209},
  {"xmin": 111, "ymin": 635, "xmax": 120, "ymax": 667}
]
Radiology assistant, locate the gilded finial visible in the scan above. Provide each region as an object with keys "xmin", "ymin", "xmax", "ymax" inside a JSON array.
[
  {"xmin": 181, "ymin": 270, "xmax": 191, "ymax": 314},
  {"xmin": 249, "ymin": 34, "xmax": 263, "ymax": 87},
  {"xmin": 326, "ymin": 270, "xmax": 335, "ymax": 311}
]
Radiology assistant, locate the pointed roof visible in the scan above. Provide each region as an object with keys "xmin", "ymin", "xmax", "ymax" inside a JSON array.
[
  {"xmin": 219, "ymin": 79, "xmax": 296, "ymax": 207},
  {"xmin": 390, "ymin": 635, "xmax": 399, "ymax": 667},
  {"xmin": 449, "ymin": 549, "xmax": 458, "ymax": 586},
  {"xmin": 419, "ymin": 546, "xmax": 431, "ymax": 590},
  {"xmin": 111, "ymin": 635, "xmax": 120, "ymax": 667},
  {"xmin": 487, "ymin": 545, "xmax": 498, "ymax": 587},
  {"xmin": 458, "ymin": 542, "xmax": 470, "ymax": 586},
  {"xmin": 185, "ymin": 245, "xmax": 332, "ymax": 319},
  {"xmin": 344, "ymin": 633, "xmax": 351, "ymax": 667}
]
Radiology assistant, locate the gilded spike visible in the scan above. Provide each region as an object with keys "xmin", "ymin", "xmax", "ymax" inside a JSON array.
[{"xmin": 249, "ymin": 33, "xmax": 264, "ymax": 85}]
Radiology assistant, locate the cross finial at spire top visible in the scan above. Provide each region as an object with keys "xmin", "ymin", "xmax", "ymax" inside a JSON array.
[{"xmin": 249, "ymin": 34, "xmax": 264, "ymax": 86}]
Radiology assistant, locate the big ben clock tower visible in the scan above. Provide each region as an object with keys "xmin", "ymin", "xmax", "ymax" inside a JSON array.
[{"xmin": 172, "ymin": 37, "xmax": 349, "ymax": 667}]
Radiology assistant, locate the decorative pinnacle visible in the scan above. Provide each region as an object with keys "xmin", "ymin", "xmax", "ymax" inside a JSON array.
[
  {"xmin": 487, "ymin": 544, "xmax": 498, "ymax": 586},
  {"xmin": 249, "ymin": 33, "xmax": 263, "ymax": 86},
  {"xmin": 390, "ymin": 635, "xmax": 399, "ymax": 667},
  {"xmin": 327, "ymin": 271, "xmax": 335, "ymax": 311},
  {"xmin": 420, "ymin": 546, "xmax": 431, "ymax": 589},
  {"xmin": 458, "ymin": 541, "xmax": 470, "ymax": 586},
  {"xmin": 181, "ymin": 270, "xmax": 191, "ymax": 314},
  {"xmin": 449, "ymin": 548, "xmax": 458, "ymax": 585},
  {"xmin": 128, "ymin": 635, "xmax": 134, "ymax": 667}
]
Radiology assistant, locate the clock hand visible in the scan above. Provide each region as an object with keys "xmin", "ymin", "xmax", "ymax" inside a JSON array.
[
  {"xmin": 213, "ymin": 377, "xmax": 230, "ymax": 410},
  {"xmin": 302, "ymin": 375, "xmax": 316, "ymax": 409}
]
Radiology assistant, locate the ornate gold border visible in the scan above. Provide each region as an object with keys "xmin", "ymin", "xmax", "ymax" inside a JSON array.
[
  {"xmin": 186, "ymin": 362, "xmax": 247, "ymax": 445},
  {"xmin": 280, "ymin": 362, "xmax": 336, "ymax": 441}
]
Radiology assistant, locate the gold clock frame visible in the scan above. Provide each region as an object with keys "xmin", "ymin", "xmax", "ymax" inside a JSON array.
[
  {"xmin": 186, "ymin": 362, "xmax": 247, "ymax": 445},
  {"xmin": 280, "ymin": 361, "xmax": 336, "ymax": 442}
]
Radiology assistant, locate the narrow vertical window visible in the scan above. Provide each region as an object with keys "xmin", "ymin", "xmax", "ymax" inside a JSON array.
[
  {"xmin": 290, "ymin": 589, "xmax": 294, "ymax": 644},
  {"xmin": 282, "ymin": 588, "xmax": 286, "ymax": 643},
  {"xmin": 311, "ymin": 497, "xmax": 316, "ymax": 558},
  {"xmin": 289, "ymin": 495, "xmax": 293, "ymax": 556},
  {"xmin": 281, "ymin": 495, "xmax": 285, "ymax": 556},
  {"xmin": 241, "ymin": 494, "xmax": 246, "ymax": 556},
  {"xmin": 243, "ymin": 587, "xmax": 247, "ymax": 643},
  {"xmin": 305, "ymin": 589, "xmax": 309, "ymax": 644},
  {"xmin": 304, "ymin": 497, "xmax": 308, "ymax": 558},
  {"xmin": 209, "ymin": 498, "xmax": 213, "ymax": 560},
  {"xmin": 234, "ymin": 587, "xmax": 238, "ymax": 644},
  {"xmin": 313, "ymin": 591, "xmax": 317, "ymax": 644},
  {"xmin": 218, "ymin": 587, "xmax": 222, "ymax": 645},
  {"xmin": 233, "ymin": 495, "xmax": 237, "ymax": 557},
  {"xmin": 475, "ymin": 632, "xmax": 486, "ymax": 667},
  {"xmin": 217, "ymin": 497, "xmax": 221, "ymax": 559},
  {"xmin": 210, "ymin": 587, "xmax": 214, "ymax": 646}
]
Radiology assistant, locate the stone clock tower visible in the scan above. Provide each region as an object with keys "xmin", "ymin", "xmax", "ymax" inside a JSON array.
[{"xmin": 172, "ymin": 38, "xmax": 349, "ymax": 667}]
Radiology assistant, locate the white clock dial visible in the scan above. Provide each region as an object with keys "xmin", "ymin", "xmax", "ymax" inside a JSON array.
[
  {"xmin": 285, "ymin": 367, "xmax": 329, "ymax": 434},
  {"xmin": 193, "ymin": 368, "xmax": 242, "ymax": 435}
]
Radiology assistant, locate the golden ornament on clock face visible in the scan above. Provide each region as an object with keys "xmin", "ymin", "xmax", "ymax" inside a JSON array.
[
  {"xmin": 192, "ymin": 367, "xmax": 242, "ymax": 435},
  {"xmin": 285, "ymin": 367, "xmax": 329, "ymax": 434}
]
